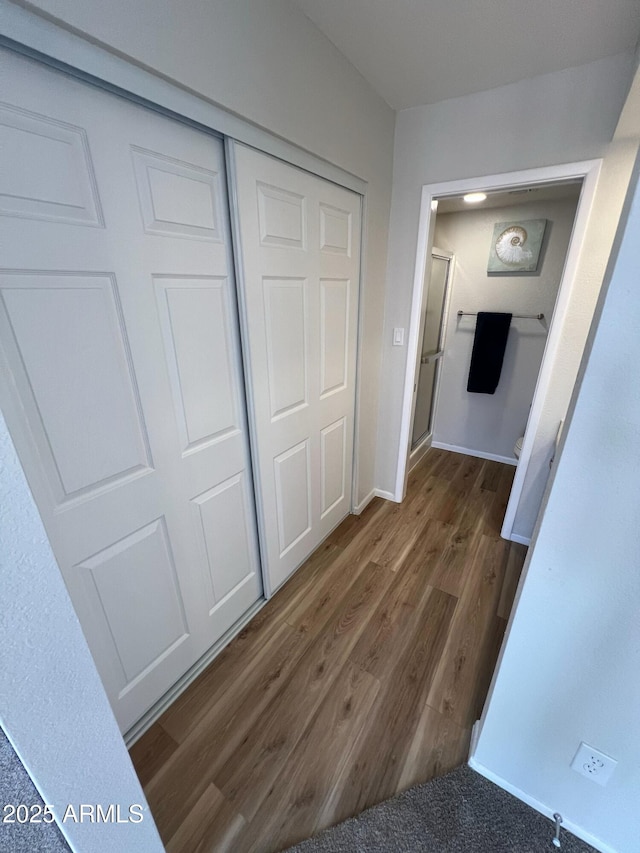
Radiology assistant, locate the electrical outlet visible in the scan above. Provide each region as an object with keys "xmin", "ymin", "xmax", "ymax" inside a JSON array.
[{"xmin": 571, "ymin": 742, "xmax": 617, "ymax": 787}]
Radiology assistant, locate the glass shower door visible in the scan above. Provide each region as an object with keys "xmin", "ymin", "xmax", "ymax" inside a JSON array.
[{"xmin": 411, "ymin": 253, "xmax": 451, "ymax": 448}]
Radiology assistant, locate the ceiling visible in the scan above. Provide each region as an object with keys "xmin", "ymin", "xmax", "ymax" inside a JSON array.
[
  {"xmin": 436, "ymin": 180, "xmax": 583, "ymax": 215},
  {"xmin": 293, "ymin": 0, "xmax": 640, "ymax": 109}
]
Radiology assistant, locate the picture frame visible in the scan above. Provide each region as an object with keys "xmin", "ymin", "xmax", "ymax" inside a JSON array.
[{"xmin": 487, "ymin": 218, "xmax": 547, "ymax": 273}]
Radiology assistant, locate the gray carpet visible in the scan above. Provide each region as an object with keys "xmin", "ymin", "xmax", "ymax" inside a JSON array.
[
  {"xmin": 0, "ymin": 728, "xmax": 70, "ymax": 853},
  {"xmin": 286, "ymin": 765, "xmax": 598, "ymax": 853}
]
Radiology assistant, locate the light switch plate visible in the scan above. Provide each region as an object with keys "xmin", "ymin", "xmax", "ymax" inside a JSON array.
[{"xmin": 393, "ymin": 327, "xmax": 404, "ymax": 346}]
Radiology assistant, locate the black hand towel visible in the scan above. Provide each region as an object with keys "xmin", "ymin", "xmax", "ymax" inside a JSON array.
[{"xmin": 466, "ymin": 312, "xmax": 512, "ymax": 394}]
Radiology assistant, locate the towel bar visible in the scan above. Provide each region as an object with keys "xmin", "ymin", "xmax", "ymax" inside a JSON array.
[{"xmin": 457, "ymin": 310, "xmax": 544, "ymax": 320}]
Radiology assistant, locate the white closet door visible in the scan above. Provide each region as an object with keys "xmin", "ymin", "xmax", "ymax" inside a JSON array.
[
  {"xmin": 232, "ymin": 144, "xmax": 361, "ymax": 592},
  {"xmin": 0, "ymin": 51, "xmax": 261, "ymax": 732}
]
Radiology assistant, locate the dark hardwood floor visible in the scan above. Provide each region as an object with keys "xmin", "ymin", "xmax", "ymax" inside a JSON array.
[{"xmin": 130, "ymin": 448, "xmax": 527, "ymax": 853}]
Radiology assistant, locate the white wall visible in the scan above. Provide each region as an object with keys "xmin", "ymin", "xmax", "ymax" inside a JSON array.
[
  {"xmin": 510, "ymin": 54, "xmax": 640, "ymax": 540},
  {"xmin": 433, "ymin": 196, "xmax": 578, "ymax": 461},
  {"xmin": 0, "ymin": 412, "xmax": 164, "ymax": 853},
  {"xmin": 10, "ymin": 0, "xmax": 395, "ymax": 506},
  {"xmin": 472, "ymin": 150, "xmax": 640, "ymax": 853},
  {"xmin": 378, "ymin": 51, "xmax": 637, "ymax": 496}
]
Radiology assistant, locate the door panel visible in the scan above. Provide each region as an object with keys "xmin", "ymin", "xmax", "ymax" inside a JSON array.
[
  {"xmin": 233, "ymin": 144, "xmax": 361, "ymax": 592},
  {"xmin": 0, "ymin": 102, "xmax": 104, "ymax": 226},
  {"xmin": 264, "ymin": 277, "xmax": 308, "ymax": 418},
  {"xmin": 320, "ymin": 417, "xmax": 347, "ymax": 516},
  {"xmin": 320, "ymin": 279, "xmax": 350, "ymax": 396},
  {"xmin": 412, "ymin": 254, "xmax": 451, "ymax": 447},
  {"xmin": 0, "ymin": 50, "xmax": 262, "ymax": 731},
  {"xmin": 0, "ymin": 273, "xmax": 152, "ymax": 500},
  {"xmin": 274, "ymin": 440, "xmax": 312, "ymax": 556},
  {"xmin": 154, "ymin": 276, "xmax": 239, "ymax": 450},
  {"xmin": 77, "ymin": 518, "xmax": 189, "ymax": 686},
  {"xmin": 131, "ymin": 146, "xmax": 224, "ymax": 242}
]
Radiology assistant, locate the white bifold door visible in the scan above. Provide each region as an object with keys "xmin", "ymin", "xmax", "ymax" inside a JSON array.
[
  {"xmin": 0, "ymin": 51, "xmax": 262, "ymax": 732},
  {"xmin": 232, "ymin": 145, "xmax": 361, "ymax": 593}
]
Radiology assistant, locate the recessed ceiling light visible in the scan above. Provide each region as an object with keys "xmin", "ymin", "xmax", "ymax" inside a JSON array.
[{"xmin": 463, "ymin": 192, "xmax": 487, "ymax": 204}]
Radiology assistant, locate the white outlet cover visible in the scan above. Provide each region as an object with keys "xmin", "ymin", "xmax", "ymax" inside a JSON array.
[{"xmin": 571, "ymin": 742, "xmax": 617, "ymax": 787}]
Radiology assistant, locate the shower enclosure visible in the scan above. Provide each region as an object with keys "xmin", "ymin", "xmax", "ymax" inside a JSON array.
[{"xmin": 411, "ymin": 250, "xmax": 452, "ymax": 450}]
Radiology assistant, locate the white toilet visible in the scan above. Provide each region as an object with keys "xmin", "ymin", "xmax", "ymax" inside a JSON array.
[{"xmin": 514, "ymin": 436, "xmax": 524, "ymax": 458}]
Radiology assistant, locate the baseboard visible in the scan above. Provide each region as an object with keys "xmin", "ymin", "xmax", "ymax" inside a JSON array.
[
  {"xmin": 467, "ymin": 758, "xmax": 616, "ymax": 853},
  {"xmin": 124, "ymin": 598, "xmax": 266, "ymax": 746},
  {"xmin": 374, "ymin": 488, "xmax": 397, "ymax": 502},
  {"xmin": 509, "ymin": 532, "xmax": 531, "ymax": 546},
  {"xmin": 353, "ymin": 489, "xmax": 376, "ymax": 515},
  {"xmin": 432, "ymin": 441, "xmax": 517, "ymax": 467},
  {"xmin": 469, "ymin": 720, "xmax": 481, "ymax": 758}
]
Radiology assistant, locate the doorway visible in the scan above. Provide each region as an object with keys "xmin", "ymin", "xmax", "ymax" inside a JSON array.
[{"xmin": 399, "ymin": 160, "xmax": 601, "ymax": 545}]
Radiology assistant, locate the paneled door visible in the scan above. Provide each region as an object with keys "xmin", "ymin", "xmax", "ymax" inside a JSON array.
[
  {"xmin": 232, "ymin": 144, "xmax": 361, "ymax": 593},
  {"xmin": 0, "ymin": 50, "xmax": 262, "ymax": 732}
]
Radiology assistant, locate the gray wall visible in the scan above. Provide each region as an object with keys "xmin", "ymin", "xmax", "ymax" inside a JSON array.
[{"xmin": 433, "ymin": 196, "xmax": 578, "ymax": 461}]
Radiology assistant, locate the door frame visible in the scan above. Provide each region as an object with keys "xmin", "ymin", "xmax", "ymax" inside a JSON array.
[
  {"xmin": 408, "ymin": 248, "xmax": 454, "ymax": 470},
  {"xmin": 395, "ymin": 160, "xmax": 602, "ymax": 529}
]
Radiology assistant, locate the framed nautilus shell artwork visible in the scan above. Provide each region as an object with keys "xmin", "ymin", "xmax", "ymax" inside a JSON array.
[{"xmin": 487, "ymin": 219, "xmax": 547, "ymax": 273}]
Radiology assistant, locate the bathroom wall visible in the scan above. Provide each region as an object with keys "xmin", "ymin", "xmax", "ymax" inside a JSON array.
[{"xmin": 432, "ymin": 194, "xmax": 579, "ymax": 461}]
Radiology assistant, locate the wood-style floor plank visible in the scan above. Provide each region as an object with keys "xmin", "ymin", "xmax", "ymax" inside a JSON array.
[
  {"xmin": 128, "ymin": 724, "xmax": 178, "ymax": 788},
  {"xmin": 215, "ymin": 561, "xmax": 395, "ymax": 822},
  {"xmin": 131, "ymin": 449, "xmax": 526, "ymax": 853},
  {"xmin": 422, "ymin": 518, "xmax": 482, "ymax": 597},
  {"xmin": 371, "ymin": 475, "xmax": 451, "ymax": 572},
  {"xmin": 426, "ymin": 534, "xmax": 510, "ymax": 728},
  {"xmin": 427, "ymin": 448, "xmax": 464, "ymax": 480},
  {"xmin": 145, "ymin": 619, "xmax": 309, "ymax": 841},
  {"xmin": 165, "ymin": 783, "xmax": 245, "ymax": 853},
  {"xmin": 484, "ymin": 463, "xmax": 517, "ymax": 536},
  {"xmin": 239, "ymin": 662, "xmax": 380, "ymax": 853},
  {"xmin": 325, "ymin": 497, "xmax": 385, "ymax": 549},
  {"xmin": 337, "ymin": 588, "xmax": 457, "ymax": 818},
  {"xmin": 497, "ymin": 542, "xmax": 528, "ymax": 619},
  {"xmin": 397, "ymin": 703, "xmax": 471, "ymax": 793},
  {"xmin": 159, "ymin": 541, "xmax": 340, "ymax": 744},
  {"xmin": 479, "ymin": 459, "xmax": 505, "ymax": 493}
]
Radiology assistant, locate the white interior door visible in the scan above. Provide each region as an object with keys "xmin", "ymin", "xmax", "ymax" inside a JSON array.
[
  {"xmin": 232, "ymin": 144, "xmax": 361, "ymax": 593},
  {"xmin": 0, "ymin": 50, "xmax": 262, "ymax": 732}
]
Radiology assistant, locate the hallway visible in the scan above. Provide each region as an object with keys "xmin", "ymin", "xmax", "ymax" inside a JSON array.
[{"xmin": 130, "ymin": 449, "xmax": 527, "ymax": 853}]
